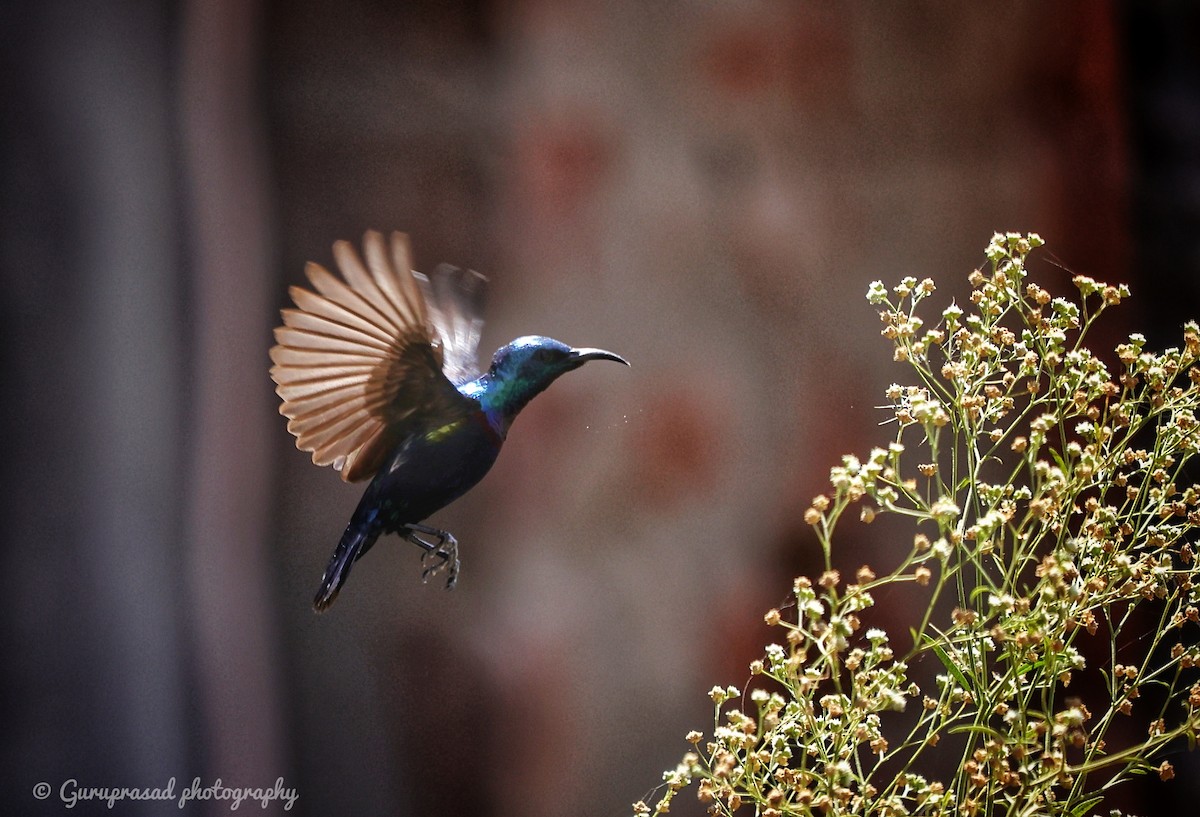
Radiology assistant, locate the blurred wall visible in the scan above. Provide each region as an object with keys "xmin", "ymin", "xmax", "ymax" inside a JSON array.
[
  {"xmin": 2, "ymin": 2, "xmax": 287, "ymax": 816},
  {"xmin": 3, "ymin": 1, "xmax": 1199, "ymax": 816},
  {"xmin": 2, "ymin": 3, "xmax": 196, "ymax": 813}
]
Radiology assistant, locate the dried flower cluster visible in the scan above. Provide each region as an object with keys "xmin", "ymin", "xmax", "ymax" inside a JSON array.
[{"xmin": 636, "ymin": 234, "xmax": 1200, "ymax": 816}]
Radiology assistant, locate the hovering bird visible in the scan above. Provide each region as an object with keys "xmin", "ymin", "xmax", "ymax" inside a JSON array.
[{"xmin": 270, "ymin": 231, "xmax": 628, "ymax": 611}]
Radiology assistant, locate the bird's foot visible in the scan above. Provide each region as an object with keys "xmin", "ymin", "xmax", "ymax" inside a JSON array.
[{"xmin": 403, "ymin": 523, "xmax": 460, "ymax": 590}]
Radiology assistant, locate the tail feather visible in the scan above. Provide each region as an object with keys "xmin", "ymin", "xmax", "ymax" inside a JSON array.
[{"xmin": 313, "ymin": 523, "xmax": 380, "ymax": 612}]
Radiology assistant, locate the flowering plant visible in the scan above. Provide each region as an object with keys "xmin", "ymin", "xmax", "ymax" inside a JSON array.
[{"xmin": 637, "ymin": 234, "xmax": 1200, "ymax": 816}]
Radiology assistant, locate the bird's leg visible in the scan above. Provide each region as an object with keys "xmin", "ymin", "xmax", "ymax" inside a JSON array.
[{"xmin": 402, "ymin": 523, "xmax": 460, "ymax": 590}]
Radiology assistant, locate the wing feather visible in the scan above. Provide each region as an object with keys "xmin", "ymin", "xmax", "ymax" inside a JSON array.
[
  {"xmin": 364, "ymin": 231, "xmax": 422, "ymax": 328},
  {"xmin": 332, "ymin": 239, "xmax": 410, "ymax": 331},
  {"xmin": 269, "ymin": 345, "xmax": 383, "ymax": 368},
  {"xmin": 287, "ymin": 287, "xmax": 396, "ymax": 344},
  {"xmin": 270, "ymin": 231, "xmax": 477, "ymax": 482},
  {"xmin": 270, "ymin": 364, "xmax": 375, "ymax": 385},
  {"xmin": 275, "ymin": 384, "xmax": 369, "ymax": 416},
  {"xmin": 274, "ymin": 373, "xmax": 369, "ymax": 401},
  {"xmin": 287, "ymin": 404, "xmax": 378, "ymax": 437},
  {"xmin": 273, "ymin": 326, "xmax": 394, "ymax": 357},
  {"xmin": 416, "ymin": 263, "xmax": 487, "ymax": 385},
  {"xmin": 303, "ymin": 262, "xmax": 398, "ymax": 336},
  {"xmin": 280, "ymin": 309, "xmax": 395, "ymax": 352}
]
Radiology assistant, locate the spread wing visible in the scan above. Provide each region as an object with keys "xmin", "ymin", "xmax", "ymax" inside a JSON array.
[
  {"xmin": 416, "ymin": 263, "xmax": 487, "ymax": 386},
  {"xmin": 270, "ymin": 231, "xmax": 476, "ymax": 482}
]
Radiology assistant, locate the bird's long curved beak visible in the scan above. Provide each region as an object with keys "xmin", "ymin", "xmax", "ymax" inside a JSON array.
[{"xmin": 569, "ymin": 347, "xmax": 630, "ymax": 367}]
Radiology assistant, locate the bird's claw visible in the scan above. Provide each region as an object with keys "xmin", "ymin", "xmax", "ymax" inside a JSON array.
[
  {"xmin": 420, "ymin": 543, "xmax": 459, "ymax": 589},
  {"xmin": 404, "ymin": 524, "xmax": 460, "ymax": 590}
]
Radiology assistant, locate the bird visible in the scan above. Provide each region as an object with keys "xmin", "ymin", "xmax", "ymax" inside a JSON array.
[{"xmin": 269, "ymin": 230, "xmax": 628, "ymax": 611}]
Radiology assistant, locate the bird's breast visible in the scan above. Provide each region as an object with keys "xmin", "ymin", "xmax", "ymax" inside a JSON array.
[{"xmin": 355, "ymin": 410, "xmax": 503, "ymax": 532}]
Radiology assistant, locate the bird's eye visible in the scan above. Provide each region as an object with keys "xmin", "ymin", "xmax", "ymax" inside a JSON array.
[{"xmin": 534, "ymin": 349, "xmax": 555, "ymax": 362}]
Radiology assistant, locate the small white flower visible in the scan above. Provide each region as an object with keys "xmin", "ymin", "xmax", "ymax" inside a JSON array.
[{"xmin": 930, "ymin": 497, "xmax": 961, "ymax": 522}]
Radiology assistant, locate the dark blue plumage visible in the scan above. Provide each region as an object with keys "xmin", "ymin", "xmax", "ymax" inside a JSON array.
[{"xmin": 270, "ymin": 232, "xmax": 627, "ymax": 611}]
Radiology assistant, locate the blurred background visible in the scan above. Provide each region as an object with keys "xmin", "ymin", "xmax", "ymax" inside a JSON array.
[{"xmin": 3, "ymin": 1, "xmax": 1200, "ymax": 814}]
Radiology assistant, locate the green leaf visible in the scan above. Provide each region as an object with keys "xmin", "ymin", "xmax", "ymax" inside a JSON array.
[
  {"xmin": 1068, "ymin": 794, "xmax": 1104, "ymax": 816},
  {"xmin": 928, "ymin": 637, "xmax": 971, "ymax": 693}
]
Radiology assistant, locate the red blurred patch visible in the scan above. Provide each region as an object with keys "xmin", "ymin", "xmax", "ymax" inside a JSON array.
[
  {"xmin": 512, "ymin": 113, "xmax": 616, "ymax": 220},
  {"xmin": 630, "ymin": 386, "xmax": 722, "ymax": 511},
  {"xmin": 695, "ymin": 9, "xmax": 848, "ymax": 108},
  {"xmin": 701, "ymin": 26, "xmax": 779, "ymax": 96}
]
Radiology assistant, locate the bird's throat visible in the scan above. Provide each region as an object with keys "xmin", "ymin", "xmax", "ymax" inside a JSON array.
[{"xmin": 464, "ymin": 372, "xmax": 552, "ymax": 438}]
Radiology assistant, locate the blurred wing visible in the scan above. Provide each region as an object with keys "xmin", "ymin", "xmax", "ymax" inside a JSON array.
[
  {"xmin": 270, "ymin": 231, "xmax": 473, "ymax": 482},
  {"xmin": 415, "ymin": 263, "xmax": 487, "ymax": 386}
]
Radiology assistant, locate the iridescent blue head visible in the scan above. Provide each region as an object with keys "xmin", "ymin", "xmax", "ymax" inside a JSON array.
[{"xmin": 466, "ymin": 335, "xmax": 628, "ymax": 435}]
